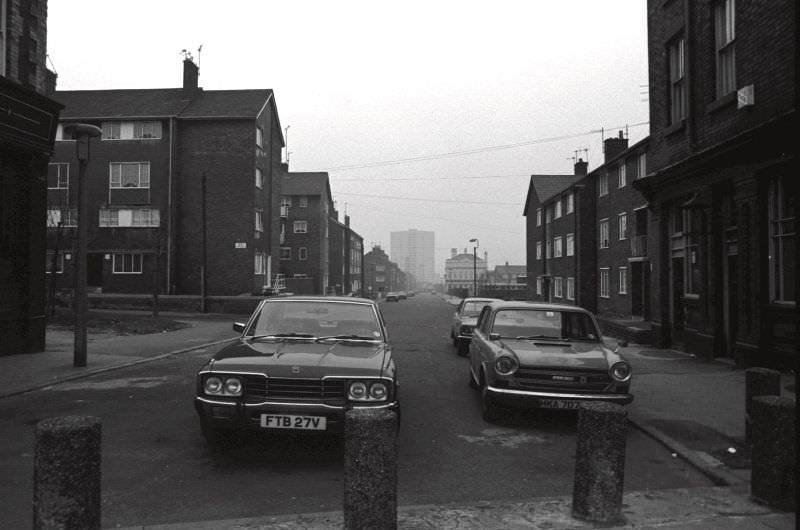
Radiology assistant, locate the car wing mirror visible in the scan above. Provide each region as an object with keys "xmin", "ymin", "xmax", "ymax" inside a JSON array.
[
  {"xmin": 233, "ymin": 322, "xmax": 245, "ymax": 333},
  {"xmin": 617, "ymin": 339, "xmax": 629, "ymax": 348}
]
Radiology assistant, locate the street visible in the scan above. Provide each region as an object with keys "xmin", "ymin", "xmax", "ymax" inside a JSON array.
[{"xmin": 0, "ymin": 294, "xmax": 713, "ymax": 529}]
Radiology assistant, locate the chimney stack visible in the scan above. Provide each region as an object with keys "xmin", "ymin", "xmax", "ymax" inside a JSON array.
[
  {"xmin": 603, "ymin": 130, "xmax": 629, "ymax": 163},
  {"xmin": 451, "ymin": 248, "xmax": 457, "ymax": 259},
  {"xmin": 183, "ymin": 59, "xmax": 200, "ymax": 97},
  {"xmin": 574, "ymin": 158, "xmax": 588, "ymax": 176}
]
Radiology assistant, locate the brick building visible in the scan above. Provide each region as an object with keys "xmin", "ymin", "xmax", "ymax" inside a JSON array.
[
  {"xmin": 635, "ymin": 0, "xmax": 796, "ymax": 368},
  {"xmin": 328, "ymin": 213, "xmax": 364, "ymax": 296},
  {"xmin": 363, "ymin": 245, "xmax": 405, "ymax": 298},
  {"xmin": 48, "ymin": 59, "xmax": 284, "ymax": 297},
  {"xmin": 0, "ymin": 0, "xmax": 62, "ymax": 354},
  {"xmin": 279, "ymin": 171, "xmax": 334, "ymax": 295}
]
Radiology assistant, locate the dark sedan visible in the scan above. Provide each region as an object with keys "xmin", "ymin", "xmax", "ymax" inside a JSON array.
[
  {"xmin": 194, "ymin": 296, "xmax": 399, "ymax": 448},
  {"xmin": 468, "ymin": 301, "xmax": 632, "ymax": 422}
]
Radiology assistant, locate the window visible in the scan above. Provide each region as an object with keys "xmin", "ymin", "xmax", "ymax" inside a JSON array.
[
  {"xmin": 99, "ymin": 209, "xmax": 119, "ymax": 227},
  {"xmin": 299, "ymin": 196, "xmax": 308, "ymax": 208},
  {"xmin": 566, "ymin": 277, "xmax": 575, "ymax": 300},
  {"xmin": 619, "ymin": 212, "xmax": 628, "ymax": 240},
  {"xmin": 48, "ymin": 163, "xmax": 69, "ymax": 189},
  {"xmin": 99, "ymin": 208, "xmax": 159, "ymax": 227},
  {"xmin": 715, "ymin": 0, "xmax": 736, "ymax": 98},
  {"xmin": 599, "ymin": 219, "xmax": 609, "ymax": 248},
  {"xmin": 618, "ymin": 164, "xmax": 626, "ymax": 188},
  {"xmin": 280, "ymin": 247, "xmax": 291, "ymax": 260},
  {"xmin": 132, "ymin": 209, "xmax": 159, "ymax": 227},
  {"xmin": 546, "ymin": 240, "xmax": 552, "ymax": 259},
  {"xmin": 536, "ymin": 277, "xmax": 542, "ymax": 295},
  {"xmin": 599, "ymin": 268, "xmax": 610, "ymax": 298},
  {"xmin": 255, "ymin": 168, "xmax": 263, "ymax": 188},
  {"xmin": 256, "ymin": 126, "xmax": 264, "ymax": 148},
  {"xmin": 113, "ymin": 253, "xmax": 143, "ymax": 274},
  {"xmin": 554, "ymin": 199, "xmax": 562, "ymax": 219},
  {"xmin": 618, "ymin": 267, "xmax": 628, "ymax": 294},
  {"xmin": 599, "ymin": 173, "xmax": 608, "ymax": 197},
  {"xmin": 133, "ymin": 121, "xmax": 162, "ymax": 139},
  {"xmin": 554, "ymin": 277, "xmax": 563, "ymax": 298},
  {"xmin": 637, "ymin": 153, "xmax": 647, "ymax": 179},
  {"xmin": 684, "ymin": 209, "xmax": 702, "ymax": 295},
  {"xmin": 553, "ymin": 236, "xmax": 563, "ymax": 258},
  {"xmin": 255, "ymin": 208, "xmax": 263, "ymax": 232},
  {"xmin": 102, "ymin": 122, "xmax": 121, "ymax": 140},
  {"xmin": 566, "ymin": 192, "xmax": 574, "ymax": 214},
  {"xmin": 299, "ymin": 247, "xmax": 308, "ymax": 261},
  {"xmin": 668, "ymin": 36, "xmax": 687, "ymax": 124},
  {"xmin": 254, "ymin": 252, "xmax": 266, "ymax": 275},
  {"xmin": 293, "ymin": 220, "xmax": 308, "ymax": 233},
  {"xmin": 46, "ymin": 252, "xmax": 65, "ymax": 274},
  {"xmin": 768, "ymin": 176, "xmax": 795, "ymax": 303},
  {"xmin": 536, "ymin": 208, "xmax": 542, "ymax": 226},
  {"xmin": 110, "ymin": 162, "xmax": 150, "ymax": 188},
  {"xmin": 47, "ymin": 209, "xmax": 77, "ymax": 227},
  {"xmin": 536, "ymin": 241, "xmax": 542, "ymax": 260},
  {"xmin": 566, "ymin": 233, "xmax": 575, "ymax": 256}
]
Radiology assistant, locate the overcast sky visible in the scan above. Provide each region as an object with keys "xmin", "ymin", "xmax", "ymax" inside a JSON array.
[{"xmin": 47, "ymin": 1, "xmax": 649, "ymax": 276}]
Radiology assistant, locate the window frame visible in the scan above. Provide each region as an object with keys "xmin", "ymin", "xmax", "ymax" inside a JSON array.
[
  {"xmin": 280, "ymin": 247, "xmax": 292, "ymax": 260},
  {"xmin": 566, "ymin": 277, "xmax": 575, "ymax": 300},
  {"xmin": 293, "ymin": 220, "xmax": 308, "ymax": 234},
  {"xmin": 618, "ymin": 267, "xmax": 628, "ymax": 295},
  {"xmin": 618, "ymin": 164, "xmax": 626, "ymax": 189},
  {"xmin": 566, "ymin": 233, "xmax": 575, "ymax": 256},
  {"xmin": 599, "ymin": 219, "xmax": 610, "ymax": 248},
  {"xmin": 619, "ymin": 212, "xmax": 628, "ymax": 240},
  {"xmin": 109, "ymin": 162, "xmax": 150, "ymax": 189},
  {"xmin": 298, "ymin": 247, "xmax": 308, "ymax": 261},
  {"xmin": 48, "ymin": 162, "xmax": 69, "ymax": 189},
  {"xmin": 714, "ymin": 0, "xmax": 736, "ymax": 98},
  {"xmin": 599, "ymin": 173, "xmax": 609, "ymax": 197},
  {"xmin": 553, "ymin": 236, "xmax": 563, "ymax": 258},
  {"xmin": 768, "ymin": 176, "xmax": 795, "ymax": 304},
  {"xmin": 668, "ymin": 35, "xmax": 687, "ymax": 125},
  {"xmin": 112, "ymin": 253, "xmax": 143, "ymax": 274},
  {"xmin": 599, "ymin": 268, "xmax": 610, "ymax": 298}
]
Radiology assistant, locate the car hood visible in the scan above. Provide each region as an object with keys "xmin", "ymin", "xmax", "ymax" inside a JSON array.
[
  {"xmin": 206, "ymin": 340, "xmax": 388, "ymax": 378},
  {"xmin": 500, "ymin": 340, "xmax": 613, "ymax": 371}
]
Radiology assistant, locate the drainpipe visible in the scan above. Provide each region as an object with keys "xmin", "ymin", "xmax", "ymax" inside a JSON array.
[{"xmin": 167, "ymin": 116, "xmax": 175, "ymax": 294}]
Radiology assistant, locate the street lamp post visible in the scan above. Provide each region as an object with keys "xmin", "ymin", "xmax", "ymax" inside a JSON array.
[
  {"xmin": 469, "ymin": 238, "xmax": 479, "ymax": 297},
  {"xmin": 63, "ymin": 123, "xmax": 102, "ymax": 368}
]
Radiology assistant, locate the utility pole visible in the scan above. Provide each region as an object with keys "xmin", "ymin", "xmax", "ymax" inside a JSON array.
[
  {"xmin": 63, "ymin": 123, "xmax": 102, "ymax": 368},
  {"xmin": 469, "ymin": 238, "xmax": 479, "ymax": 297},
  {"xmin": 201, "ymin": 172, "xmax": 207, "ymax": 313}
]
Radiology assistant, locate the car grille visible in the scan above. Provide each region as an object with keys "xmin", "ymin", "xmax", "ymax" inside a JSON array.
[
  {"xmin": 459, "ymin": 325, "xmax": 474, "ymax": 335},
  {"xmin": 514, "ymin": 368, "xmax": 612, "ymax": 393},
  {"xmin": 244, "ymin": 375, "xmax": 346, "ymax": 401}
]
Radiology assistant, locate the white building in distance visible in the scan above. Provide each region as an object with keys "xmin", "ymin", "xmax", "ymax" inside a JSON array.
[{"xmin": 445, "ymin": 247, "xmax": 487, "ymax": 297}]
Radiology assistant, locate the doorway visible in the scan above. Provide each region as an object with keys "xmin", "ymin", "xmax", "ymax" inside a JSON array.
[{"xmin": 87, "ymin": 253, "xmax": 104, "ymax": 290}]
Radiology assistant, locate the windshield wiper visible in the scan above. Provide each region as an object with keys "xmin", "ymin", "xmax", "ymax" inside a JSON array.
[
  {"xmin": 315, "ymin": 334, "xmax": 378, "ymax": 342},
  {"xmin": 514, "ymin": 335, "xmax": 566, "ymax": 341},
  {"xmin": 247, "ymin": 332, "xmax": 314, "ymax": 341}
]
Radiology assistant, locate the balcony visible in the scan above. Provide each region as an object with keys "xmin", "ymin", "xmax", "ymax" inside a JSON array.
[
  {"xmin": 280, "ymin": 205, "xmax": 289, "ymax": 218},
  {"xmin": 630, "ymin": 235, "xmax": 648, "ymax": 258}
]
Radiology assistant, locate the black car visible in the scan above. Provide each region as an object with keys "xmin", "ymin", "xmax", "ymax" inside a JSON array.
[{"xmin": 194, "ymin": 296, "xmax": 399, "ymax": 448}]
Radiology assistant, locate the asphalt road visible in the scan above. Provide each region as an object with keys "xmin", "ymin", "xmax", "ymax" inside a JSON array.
[{"xmin": 0, "ymin": 293, "xmax": 713, "ymax": 528}]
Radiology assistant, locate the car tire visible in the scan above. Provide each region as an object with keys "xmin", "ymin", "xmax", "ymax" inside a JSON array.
[
  {"xmin": 457, "ymin": 341, "xmax": 469, "ymax": 357},
  {"xmin": 480, "ymin": 376, "xmax": 500, "ymax": 423},
  {"xmin": 451, "ymin": 334, "xmax": 457, "ymax": 347},
  {"xmin": 468, "ymin": 369, "xmax": 478, "ymax": 389}
]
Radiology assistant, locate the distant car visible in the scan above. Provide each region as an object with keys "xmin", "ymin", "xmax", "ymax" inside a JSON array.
[
  {"xmin": 385, "ymin": 292, "xmax": 399, "ymax": 302},
  {"xmin": 467, "ymin": 301, "xmax": 632, "ymax": 422},
  {"xmin": 451, "ymin": 297, "xmax": 502, "ymax": 356},
  {"xmin": 408, "ymin": 291, "xmax": 415, "ymax": 297},
  {"xmin": 194, "ymin": 296, "xmax": 399, "ymax": 449},
  {"xmin": 397, "ymin": 291, "xmax": 407, "ymax": 300}
]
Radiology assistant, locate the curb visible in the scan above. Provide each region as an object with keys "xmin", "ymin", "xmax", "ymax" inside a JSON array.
[
  {"xmin": 628, "ymin": 417, "xmax": 747, "ymax": 487},
  {"xmin": 0, "ymin": 337, "xmax": 238, "ymax": 400}
]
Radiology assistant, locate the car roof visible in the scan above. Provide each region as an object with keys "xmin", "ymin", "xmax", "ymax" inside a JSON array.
[
  {"xmin": 486, "ymin": 300, "xmax": 593, "ymax": 314},
  {"xmin": 463, "ymin": 297, "xmax": 502, "ymax": 303},
  {"xmin": 264, "ymin": 295, "xmax": 378, "ymax": 306}
]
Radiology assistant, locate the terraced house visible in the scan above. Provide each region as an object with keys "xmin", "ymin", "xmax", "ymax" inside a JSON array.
[{"xmin": 48, "ymin": 58, "xmax": 284, "ymax": 297}]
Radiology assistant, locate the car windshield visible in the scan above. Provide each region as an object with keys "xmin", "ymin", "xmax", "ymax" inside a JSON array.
[
  {"xmin": 461, "ymin": 301, "xmax": 492, "ymax": 317},
  {"xmin": 248, "ymin": 300, "xmax": 383, "ymax": 340},
  {"xmin": 490, "ymin": 309, "xmax": 600, "ymax": 341}
]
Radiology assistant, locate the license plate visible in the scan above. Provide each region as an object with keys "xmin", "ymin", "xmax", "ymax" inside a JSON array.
[
  {"xmin": 538, "ymin": 399, "xmax": 581, "ymax": 410},
  {"xmin": 260, "ymin": 414, "xmax": 327, "ymax": 430}
]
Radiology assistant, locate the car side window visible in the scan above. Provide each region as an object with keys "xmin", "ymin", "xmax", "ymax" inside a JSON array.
[{"xmin": 476, "ymin": 307, "xmax": 492, "ymax": 333}]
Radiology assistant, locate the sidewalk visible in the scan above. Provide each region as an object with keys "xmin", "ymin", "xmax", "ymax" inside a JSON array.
[{"xmin": 2, "ymin": 307, "xmax": 795, "ymax": 529}]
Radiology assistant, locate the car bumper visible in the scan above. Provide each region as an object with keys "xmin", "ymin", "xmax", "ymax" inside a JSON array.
[
  {"xmin": 485, "ymin": 384, "xmax": 633, "ymax": 407},
  {"xmin": 194, "ymin": 397, "xmax": 400, "ymax": 434}
]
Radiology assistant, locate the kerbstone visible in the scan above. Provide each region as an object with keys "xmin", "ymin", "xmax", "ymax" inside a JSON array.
[
  {"xmin": 751, "ymin": 395, "xmax": 795, "ymax": 509},
  {"xmin": 745, "ymin": 367, "xmax": 781, "ymax": 443},
  {"xmin": 572, "ymin": 401, "xmax": 627, "ymax": 523},
  {"xmin": 33, "ymin": 415, "xmax": 102, "ymax": 530},
  {"xmin": 344, "ymin": 408, "xmax": 397, "ymax": 530}
]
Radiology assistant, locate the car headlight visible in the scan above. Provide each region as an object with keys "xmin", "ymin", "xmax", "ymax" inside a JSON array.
[
  {"xmin": 494, "ymin": 356, "xmax": 519, "ymax": 376},
  {"xmin": 204, "ymin": 375, "xmax": 243, "ymax": 396},
  {"xmin": 610, "ymin": 361, "xmax": 632, "ymax": 382},
  {"xmin": 348, "ymin": 380, "xmax": 390, "ymax": 402},
  {"xmin": 348, "ymin": 381, "xmax": 368, "ymax": 400},
  {"xmin": 369, "ymin": 382, "xmax": 388, "ymax": 400}
]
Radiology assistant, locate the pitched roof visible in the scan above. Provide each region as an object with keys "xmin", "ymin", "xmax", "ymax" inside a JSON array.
[
  {"xmin": 53, "ymin": 88, "xmax": 274, "ymax": 120},
  {"xmin": 522, "ymin": 174, "xmax": 584, "ymax": 215},
  {"xmin": 282, "ymin": 172, "xmax": 333, "ymax": 204}
]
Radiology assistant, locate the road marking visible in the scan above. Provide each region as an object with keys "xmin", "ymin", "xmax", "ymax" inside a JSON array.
[
  {"xmin": 457, "ymin": 428, "xmax": 548, "ymax": 448},
  {"xmin": 45, "ymin": 376, "xmax": 171, "ymax": 391}
]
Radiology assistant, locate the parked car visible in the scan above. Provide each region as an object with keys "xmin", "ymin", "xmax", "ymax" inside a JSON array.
[
  {"xmin": 467, "ymin": 301, "xmax": 632, "ymax": 422},
  {"xmin": 194, "ymin": 296, "xmax": 399, "ymax": 449},
  {"xmin": 398, "ymin": 291, "xmax": 407, "ymax": 300},
  {"xmin": 385, "ymin": 292, "xmax": 399, "ymax": 302},
  {"xmin": 451, "ymin": 297, "xmax": 502, "ymax": 356}
]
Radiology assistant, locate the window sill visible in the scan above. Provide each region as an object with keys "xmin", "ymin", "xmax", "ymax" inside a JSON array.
[
  {"xmin": 706, "ymin": 92, "xmax": 736, "ymax": 115},
  {"xmin": 664, "ymin": 119, "xmax": 685, "ymax": 137}
]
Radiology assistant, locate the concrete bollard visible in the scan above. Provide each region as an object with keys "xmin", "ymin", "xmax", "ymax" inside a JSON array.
[
  {"xmin": 33, "ymin": 415, "xmax": 102, "ymax": 530},
  {"xmin": 572, "ymin": 402, "xmax": 627, "ymax": 523},
  {"xmin": 344, "ymin": 408, "xmax": 398, "ymax": 530},
  {"xmin": 750, "ymin": 396, "xmax": 795, "ymax": 509},
  {"xmin": 745, "ymin": 367, "xmax": 781, "ymax": 444}
]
